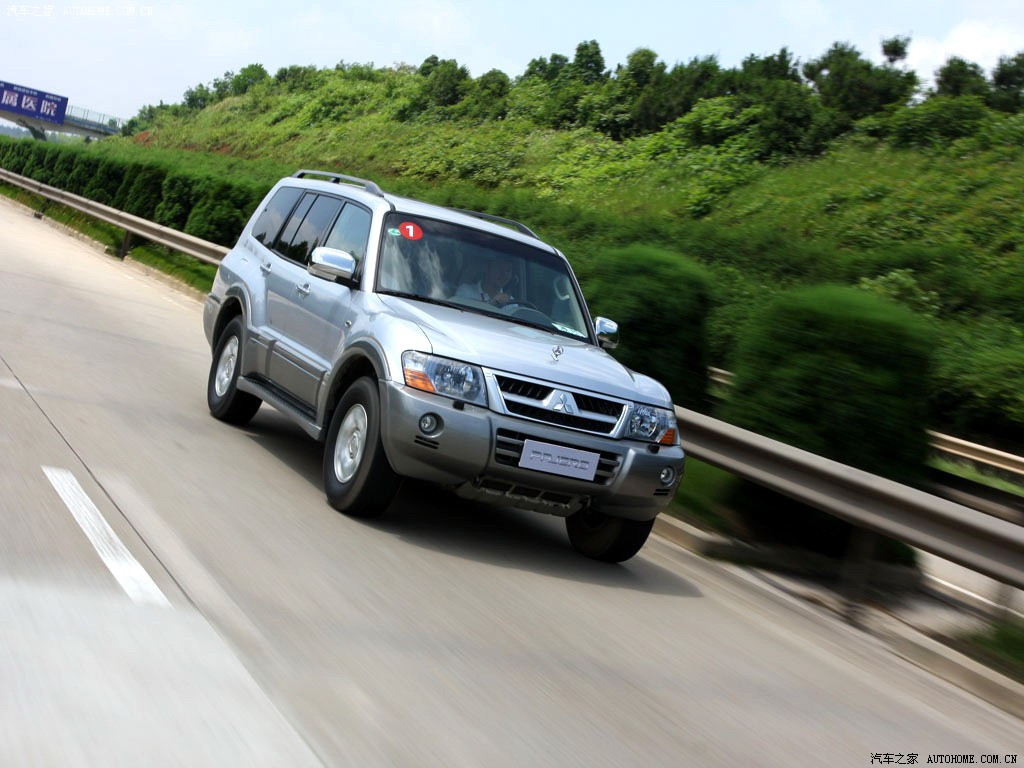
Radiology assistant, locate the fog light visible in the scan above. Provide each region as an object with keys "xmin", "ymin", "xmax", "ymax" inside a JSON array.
[
  {"xmin": 419, "ymin": 413, "xmax": 440, "ymax": 434},
  {"xmin": 659, "ymin": 467, "xmax": 676, "ymax": 486}
]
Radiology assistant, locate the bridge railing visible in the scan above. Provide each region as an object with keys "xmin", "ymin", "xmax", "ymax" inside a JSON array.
[
  {"xmin": 1, "ymin": 166, "xmax": 1021, "ymax": 598},
  {"xmin": 64, "ymin": 105, "xmax": 124, "ymax": 132}
]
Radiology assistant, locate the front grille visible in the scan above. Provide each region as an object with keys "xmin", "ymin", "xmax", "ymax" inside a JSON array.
[
  {"xmin": 503, "ymin": 402, "xmax": 612, "ymax": 433},
  {"xmin": 494, "ymin": 374, "xmax": 625, "ymax": 436},
  {"xmin": 497, "ymin": 376, "xmax": 552, "ymax": 400},
  {"xmin": 494, "ymin": 429, "xmax": 621, "ymax": 485}
]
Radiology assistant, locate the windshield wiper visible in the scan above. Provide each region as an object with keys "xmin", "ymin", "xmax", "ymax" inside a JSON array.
[{"xmin": 378, "ymin": 290, "xmax": 465, "ymax": 312}]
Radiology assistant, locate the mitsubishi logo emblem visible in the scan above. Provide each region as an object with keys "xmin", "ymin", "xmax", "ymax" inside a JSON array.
[
  {"xmin": 551, "ymin": 345, "xmax": 564, "ymax": 362},
  {"xmin": 551, "ymin": 392, "xmax": 576, "ymax": 415}
]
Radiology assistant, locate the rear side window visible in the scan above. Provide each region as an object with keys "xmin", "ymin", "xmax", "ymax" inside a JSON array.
[
  {"xmin": 250, "ymin": 186, "xmax": 302, "ymax": 246},
  {"xmin": 277, "ymin": 194, "xmax": 344, "ymax": 264}
]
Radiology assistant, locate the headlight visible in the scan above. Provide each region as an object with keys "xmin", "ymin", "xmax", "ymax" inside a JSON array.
[
  {"xmin": 402, "ymin": 351, "xmax": 487, "ymax": 406},
  {"xmin": 626, "ymin": 404, "xmax": 678, "ymax": 445}
]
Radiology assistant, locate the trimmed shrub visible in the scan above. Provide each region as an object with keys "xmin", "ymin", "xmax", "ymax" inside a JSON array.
[
  {"xmin": 720, "ymin": 285, "xmax": 934, "ymax": 559},
  {"xmin": 183, "ymin": 179, "xmax": 263, "ymax": 247},
  {"xmin": 584, "ymin": 244, "xmax": 714, "ymax": 411},
  {"xmin": 117, "ymin": 164, "xmax": 167, "ymax": 219},
  {"xmin": 154, "ymin": 172, "xmax": 199, "ymax": 229},
  {"xmin": 82, "ymin": 158, "xmax": 125, "ymax": 205},
  {"xmin": 66, "ymin": 153, "xmax": 102, "ymax": 196}
]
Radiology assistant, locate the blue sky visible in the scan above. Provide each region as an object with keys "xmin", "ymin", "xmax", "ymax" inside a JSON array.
[{"xmin": 2, "ymin": 0, "xmax": 1023, "ymax": 119}]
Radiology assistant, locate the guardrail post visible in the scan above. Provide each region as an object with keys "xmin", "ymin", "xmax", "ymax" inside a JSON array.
[
  {"xmin": 841, "ymin": 527, "xmax": 878, "ymax": 625},
  {"xmin": 117, "ymin": 231, "xmax": 134, "ymax": 260},
  {"xmin": 993, "ymin": 582, "xmax": 1018, "ymax": 624}
]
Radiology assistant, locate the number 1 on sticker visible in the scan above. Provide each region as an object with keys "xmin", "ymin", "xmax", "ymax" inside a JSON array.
[{"xmin": 399, "ymin": 222, "xmax": 423, "ymax": 240}]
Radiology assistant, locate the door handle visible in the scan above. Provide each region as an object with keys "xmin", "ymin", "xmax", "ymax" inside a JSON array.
[
  {"xmin": 295, "ymin": 283, "xmax": 311, "ymax": 297},
  {"xmin": 260, "ymin": 262, "xmax": 272, "ymax": 275}
]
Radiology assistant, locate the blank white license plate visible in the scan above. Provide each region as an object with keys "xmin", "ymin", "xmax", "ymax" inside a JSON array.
[{"xmin": 518, "ymin": 439, "xmax": 600, "ymax": 482}]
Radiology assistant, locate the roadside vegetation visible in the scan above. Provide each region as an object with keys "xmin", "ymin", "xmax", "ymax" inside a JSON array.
[{"xmin": 2, "ymin": 35, "xmax": 1023, "ymax": 553}]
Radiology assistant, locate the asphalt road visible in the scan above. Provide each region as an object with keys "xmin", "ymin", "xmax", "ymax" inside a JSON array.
[{"xmin": 1, "ymin": 196, "xmax": 1020, "ymax": 767}]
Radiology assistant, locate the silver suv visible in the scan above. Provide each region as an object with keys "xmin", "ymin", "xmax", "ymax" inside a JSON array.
[{"xmin": 203, "ymin": 170, "xmax": 684, "ymax": 562}]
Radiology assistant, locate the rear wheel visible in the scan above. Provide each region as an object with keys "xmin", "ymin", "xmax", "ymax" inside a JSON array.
[
  {"xmin": 207, "ymin": 317, "xmax": 261, "ymax": 425},
  {"xmin": 323, "ymin": 377, "xmax": 400, "ymax": 517},
  {"xmin": 565, "ymin": 509, "xmax": 654, "ymax": 563}
]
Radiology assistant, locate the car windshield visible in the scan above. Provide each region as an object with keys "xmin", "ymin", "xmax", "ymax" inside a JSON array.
[{"xmin": 375, "ymin": 213, "xmax": 591, "ymax": 340}]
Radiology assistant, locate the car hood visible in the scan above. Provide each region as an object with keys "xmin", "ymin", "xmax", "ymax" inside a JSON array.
[{"xmin": 378, "ymin": 296, "xmax": 672, "ymax": 405}]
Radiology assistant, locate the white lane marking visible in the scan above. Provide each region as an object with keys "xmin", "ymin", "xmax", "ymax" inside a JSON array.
[{"xmin": 42, "ymin": 466, "xmax": 170, "ymax": 607}]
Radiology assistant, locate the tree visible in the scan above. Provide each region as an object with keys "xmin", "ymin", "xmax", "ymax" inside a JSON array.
[
  {"xmin": 935, "ymin": 56, "xmax": 989, "ymax": 98},
  {"xmin": 423, "ymin": 59, "xmax": 470, "ymax": 108},
  {"xmin": 417, "ymin": 55, "xmax": 440, "ymax": 77},
  {"xmin": 183, "ymin": 82, "xmax": 213, "ymax": 110},
  {"xmin": 571, "ymin": 40, "xmax": 607, "ymax": 84},
  {"xmin": 803, "ymin": 41, "xmax": 918, "ymax": 122},
  {"xmin": 990, "ymin": 51, "xmax": 1024, "ymax": 112},
  {"xmin": 881, "ymin": 35, "xmax": 910, "ymax": 65},
  {"xmin": 460, "ymin": 69, "xmax": 511, "ymax": 120},
  {"xmin": 231, "ymin": 63, "xmax": 269, "ymax": 96}
]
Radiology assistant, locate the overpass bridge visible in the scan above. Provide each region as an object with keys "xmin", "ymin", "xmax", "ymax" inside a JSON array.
[{"xmin": 0, "ymin": 79, "xmax": 123, "ymax": 139}]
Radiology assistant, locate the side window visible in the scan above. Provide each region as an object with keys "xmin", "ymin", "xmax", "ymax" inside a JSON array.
[
  {"xmin": 250, "ymin": 186, "xmax": 303, "ymax": 246},
  {"xmin": 272, "ymin": 192, "xmax": 315, "ymax": 258},
  {"xmin": 324, "ymin": 203, "xmax": 372, "ymax": 262},
  {"xmin": 280, "ymin": 195, "xmax": 344, "ymax": 264}
]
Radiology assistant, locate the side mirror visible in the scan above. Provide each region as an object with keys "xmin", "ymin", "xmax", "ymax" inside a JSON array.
[
  {"xmin": 309, "ymin": 246, "xmax": 357, "ymax": 282},
  {"xmin": 594, "ymin": 316, "xmax": 618, "ymax": 350}
]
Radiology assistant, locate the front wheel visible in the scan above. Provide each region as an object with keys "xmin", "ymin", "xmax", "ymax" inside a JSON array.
[
  {"xmin": 323, "ymin": 377, "xmax": 400, "ymax": 518},
  {"xmin": 565, "ymin": 509, "xmax": 654, "ymax": 563},
  {"xmin": 207, "ymin": 317, "xmax": 262, "ymax": 425}
]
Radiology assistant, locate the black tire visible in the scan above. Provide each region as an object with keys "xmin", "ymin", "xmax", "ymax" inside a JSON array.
[
  {"xmin": 207, "ymin": 317, "xmax": 262, "ymax": 425},
  {"xmin": 565, "ymin": 509, "xmax": 654, "ymax": 563},
  {"xmin": 323, "ymin": 377, "xmax": 400, "ymax": 517}
]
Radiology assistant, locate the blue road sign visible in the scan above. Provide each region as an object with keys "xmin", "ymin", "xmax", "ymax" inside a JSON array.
[{"xmin": 0, "ymin": 81, "xmax": 68, "ymax": 125}]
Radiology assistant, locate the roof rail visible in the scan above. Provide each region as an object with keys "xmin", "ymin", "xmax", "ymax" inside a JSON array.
[
  {"xmin": 292, "ymin": 169, "xmax": 385, "ymax": 198},
  {"xmin": 450, "ymin": 208, "xmax": 539, "ymax": 239}
]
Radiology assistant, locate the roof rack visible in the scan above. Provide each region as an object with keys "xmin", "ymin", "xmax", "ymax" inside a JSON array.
[
  {"xmin": 450, "ymin": 208, "xmax": 539, "ymax": 239},
  {"xmin": 292, "ymin": 169, "xmax": 385, "ymax": 198}
]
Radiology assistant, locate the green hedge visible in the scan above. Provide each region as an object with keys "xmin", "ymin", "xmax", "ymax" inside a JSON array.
[
  {"xmin": 584, "ymin": 244, "xmax": 713, "ymax": 411},
  {"xmin": 720, "ymin": 285, "xmax": 933, "ymax": 559},
  {"xmin": 0, "ymin": 137, "xmax": 267, "ymax": 249}
]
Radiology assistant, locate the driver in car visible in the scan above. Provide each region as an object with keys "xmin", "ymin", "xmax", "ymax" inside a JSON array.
[{"xmin": 455, "ymin": 256, "xmax": 516, "ymax": 308}]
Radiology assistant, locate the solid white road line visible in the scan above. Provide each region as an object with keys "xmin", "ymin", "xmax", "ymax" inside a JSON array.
[{"xmin": 42, "ymin": 466, "xmax": 170, "ymax": 607}]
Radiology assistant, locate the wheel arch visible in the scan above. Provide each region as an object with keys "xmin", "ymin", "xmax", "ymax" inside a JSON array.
[
  {"xmin": 212, "ymin": 288, "xmax": 249, "ymax": 347},
  {"xmin": 320, "ymin": 343, "xmax": 388, "ymax": 438}
]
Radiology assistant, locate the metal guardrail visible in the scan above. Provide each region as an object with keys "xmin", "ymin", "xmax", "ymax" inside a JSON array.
[
  {"xmin": 675, "ymin": 406, "xmax": 1024, "ymax": 590},
  {"xmin": 2, "ymin": 167, "xmax": 1022, "ymax": 591},
  {"xmin": 0, "ymin": 167, "xmax": 228, "ymax": 265},
  {"xmin": 927, "ymin": 431, "xmax": 1024, "ymax": 478},
  {"xmin": 712, "ymin": 367, "xmax": 1024, "ymax": 480}
]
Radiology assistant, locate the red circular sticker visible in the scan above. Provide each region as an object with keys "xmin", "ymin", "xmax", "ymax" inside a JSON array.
[{"xmin": 399, "ymin": 221, "xmax": 423, "ymax": 241}]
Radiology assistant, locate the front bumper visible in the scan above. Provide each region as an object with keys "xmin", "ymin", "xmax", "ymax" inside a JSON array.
[{"xmin": 379, "ymin": 381, "xmax": 685, "ymax": 521}]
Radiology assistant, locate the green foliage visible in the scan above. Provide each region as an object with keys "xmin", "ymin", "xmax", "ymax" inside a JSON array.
[
  {"xmin": 724, "ymin": 286, "xmax": 933, "ymax": 483},
  {"xmin": 803, "ymin": 42, "xmax": 918, "ymax": 122},
  {"xmin": 720, "ymin": 286, "xmax": 932, "ymax": 558},
  {"xmin": 935, "ymin": 57, "xmax": 991, "ymax": 99},
  {"xmin": 931, "ymin": 320, "xmax": 1024, "ymax": 441},
  {"xmin": 857, "ymin": 268, "xmax": 941, "ymax": 316},
  {"xmin": 183, "ymin": 178, "xmax": 264, "ymax": 246},
  {"xmin": 887, "ymin": 96, "xmax": 992, "ymax": 148},
  {"xmin": 153, "ymin": 172, "xmax": 199, "ymax": 229},
  {"xmin": 117, "ymin": 164, "xmax": 167, "ymax": 219},
  {"xmin": 584, "ymin": 245, "xmax": 713, "ymax": 411},
  {"xmin": 990, "ymin": 52, "xmax": 1024, "ymax": 113},
  {"xmin": 82, "ymin": 158, "xmax": 125, "ymax": 205}
]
